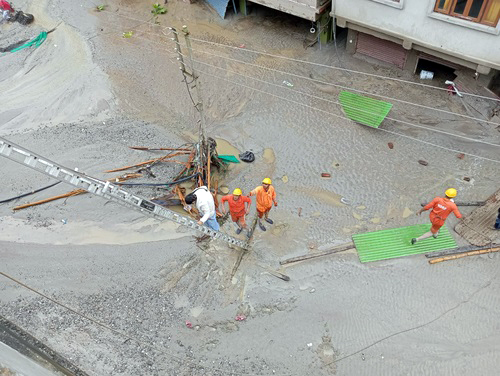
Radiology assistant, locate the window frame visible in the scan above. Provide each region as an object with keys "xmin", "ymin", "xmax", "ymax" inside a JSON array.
[
  {"xmin": 370, "ymin": 0, "xmax": 404, "ymax": 10},
  {"xmin": 433, "ymin": 0, "xmax": 500, "ymax": 26}
]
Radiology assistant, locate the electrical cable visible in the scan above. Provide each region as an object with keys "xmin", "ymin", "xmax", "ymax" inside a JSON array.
[
  {"xmin": 88, "ymin": 6, "xmax": 500, "ymax": 104},
  {"xmin": 0, "ymin": 272, "xmax": 293, "ymax": 376},
  {"xmin": 87, "ymin": 6, "xmax": 500, "ymax": 109},
  {"xmin": 69, "ymin": 10, "xmax": 500, "ymax": 162},
  {"xmin": 0, "ymin": 181, "xmax": 61, "ymax": 204},
  {"xmin": 185, "ymin": 34, "xmax": 500, "ymax": 102},
  {"xmin": 183, "ymin": 54, "xmax": 500, "ymax": 148},
  {"xmin": 193, "ymin": 68, "xmax": 500, "ymax": 164},
  {"xmin": 177, "ymin": 44, "xmax": 500, "ymax": 126},
  {"xmin": 86, "ymin": 8, "xmax": 500, "ymax": 124}
]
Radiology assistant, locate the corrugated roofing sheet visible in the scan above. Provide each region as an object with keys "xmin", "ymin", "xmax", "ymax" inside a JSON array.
[
  {"xmin": 205, "ymin": 0, "xmax": 232, "ymax": 18},
  {"xmin": 455, "ymin": 188, "xmax": 500, "ymax": 246},
  {"xmin": 353, "ymin": 224, "xmax": 457, "ymax": 263},
  {"xmin": 339, "ymin": 91, "xmax": 393, "ymax": 128}
]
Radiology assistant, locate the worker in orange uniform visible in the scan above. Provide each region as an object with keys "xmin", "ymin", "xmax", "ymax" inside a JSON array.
[
  {"xmin": 250, "ymin": 178, "xmax": 277, "ymax": 231},
  {"xmin": 411, "ymin": 188, "xmax": 462, "ymax": 245},
  {"xmin": 221, "ymin": 188, "xmax": 252, "ymax": 235}
]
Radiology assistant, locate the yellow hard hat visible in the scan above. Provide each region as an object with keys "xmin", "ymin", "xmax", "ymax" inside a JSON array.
[
  {"xmin": 445, "ymin": 188, "xmax": 457, "ymax": 198},
  {"xmin": 233, "ymin": 188, "xmax": 242, "ymax": 196},
  {"xmin": 262, "ymin": 178, "xmax": 272, "ymax": 185}
]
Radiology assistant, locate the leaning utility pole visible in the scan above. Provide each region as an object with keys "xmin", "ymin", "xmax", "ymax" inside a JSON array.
[{"xmin": 172, "ymin": 25, "xmax": 208, "ymax": 186}]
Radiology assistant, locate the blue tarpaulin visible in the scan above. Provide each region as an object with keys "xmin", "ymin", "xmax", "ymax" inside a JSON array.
[{"xmin": 205, "ymin": 0, "xmax": 236, "ymax": 18}]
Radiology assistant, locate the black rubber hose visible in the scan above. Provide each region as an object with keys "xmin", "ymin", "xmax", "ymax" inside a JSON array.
[{"xmin": 0, "ymin": 181, "xmax": 61, "ymax": 204}]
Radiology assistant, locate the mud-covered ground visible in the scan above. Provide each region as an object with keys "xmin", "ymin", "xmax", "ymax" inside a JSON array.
[{"xmin": 1, "ymin": 0, "xmax": 499, "ymax": 375}]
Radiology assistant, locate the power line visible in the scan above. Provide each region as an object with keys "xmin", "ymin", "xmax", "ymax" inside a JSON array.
[
  {"xmin": 87, "ymin": 8, "xmax": 500, "ymax": 126},
  {"xmin": 0, "ymin": 271, "xmax": 292, "ymax": 376},
  {"xmin": 180, "ymin": 44, "xmax": 500, "ymax": 126},
  {"xmin": 185, "ymin": 55, "xmax": 500, "ymax": 148},
  {"xmin": 193, "ymin": 68, "xmax": 500, "ymax": 164},
  {"xmin": 79, "ymin": 10, "xmax": 500, "ymax": 160},
  {"xmin": 89, "ymin": 6, "xmax": 500, "ymax": 107},
  {"xmin": 184, "ymin": 34, "xmax": 500, "ymax": 103},
  {"xmin": 89, "ymin": 7, "xmax": 500, "ymax": 105}
]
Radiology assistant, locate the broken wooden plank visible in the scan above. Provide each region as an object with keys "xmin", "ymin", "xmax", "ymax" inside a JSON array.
[
  {"xmin": 13, "ymin": 190, "xmax": 86, "ymax": 210},
  {"xmin": 425, "ymin": 243, "xmax": 500, "ymax": 258},
  {"xmin": 105, "ymin": 152, "xmax": 190, "ymax": 173},
  {"xmin": 255, "ymin": 263, "xmax": 290, "ymax": 281},
  {"xmin": 13, "ymin": 174, "xmax": 142, "ymax": 210},
  {"xmin": 280, "ymin": 242, "xmax": 355, "ymax": 266},
  {"xmin": 429, "ymin": 247, "xmax": 500, "ymax": 264},
  {"xmin": 129, "ymin": 146, "xmax": 192, "ymax": 151},
  {"xmin": 231, "ymin": 216, "xmax": 258, "ymax": 278}
]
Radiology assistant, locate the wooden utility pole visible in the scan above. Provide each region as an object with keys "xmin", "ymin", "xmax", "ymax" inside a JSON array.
[
  {"xmin": 181, "ymin": 25, "xmax": 207, "ymax": 147},
  {"xmin": 171, "ymin": 25, "xmax": 209, "ymax": 186},
  {"xmin": 171, "ymin": 27, "xmax": 188, "ymax": 75},
  {"xmin": 171, "ymin": 26, "xmax": 208, "ymax": 185}
]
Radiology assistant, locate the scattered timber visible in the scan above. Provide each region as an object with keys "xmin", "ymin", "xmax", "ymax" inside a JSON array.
[
  {"xmin": 13, "ymin": 174, "xmax": 142, "ymax": 211},
  {"xmin": 13, "ymin": 189, "xmax": 86, "ymax": 210},
  {"xmin": 256, "ymin": 263, "xmax": 290, "ymax": 281},
  {"xmin": 429, "ymin": 247, "xmax": 500, "ymax": 264},
  {"xmin": 280, "ymin": 242, "xmax": 355, "ymax": 266},
  {"xmin": 129, "ymin": 146, "xmax": 192, "ymax": 151},
  {"xmin": 425, "ymin": 243, "xmax": 500, "ymax": 258},
  {"xmin": 230, "ymin": 216, "xmax": 258, "ymax": 278}
]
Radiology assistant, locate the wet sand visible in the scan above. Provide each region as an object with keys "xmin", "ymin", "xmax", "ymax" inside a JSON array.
[{"xmin": 1, "ymin": 0, "xmax": 499, "ymax": 375}]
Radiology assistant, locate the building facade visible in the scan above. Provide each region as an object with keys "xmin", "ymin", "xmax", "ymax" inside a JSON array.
[{"xmin": 330, "ymin": 0, "xmax": 500, "ymax": 93}]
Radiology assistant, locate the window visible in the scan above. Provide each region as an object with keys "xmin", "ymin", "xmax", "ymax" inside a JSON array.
[
  {"xmin": 434, "ymin": 0, "xmax": 500, "ymax": 26},
  {"xmin": 370, "ymin": 0, "xmax": 403, "ymax": 9}
]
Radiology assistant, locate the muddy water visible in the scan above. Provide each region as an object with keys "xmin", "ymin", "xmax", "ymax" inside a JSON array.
[
  {"xmin": 262, "ymin": 148, "xmax": 276, "ymax": 164},
  {"xmin": 294, "ymin": 187, "xmax": 345, "ymax": 207}
]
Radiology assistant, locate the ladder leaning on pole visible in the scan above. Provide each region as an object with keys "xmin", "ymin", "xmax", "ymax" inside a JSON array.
[{"xmin": 0, "ymin": 137, "xmax": 249, "ymax": 250}]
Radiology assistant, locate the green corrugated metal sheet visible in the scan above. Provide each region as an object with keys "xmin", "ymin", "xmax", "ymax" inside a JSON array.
[
  {"xmin": 339, "ymin": 91, "xmax": 393, "ymax": 128},
  {"xmin": 352, "ymin": 224, "xmax": 457, "ymax": 263}
]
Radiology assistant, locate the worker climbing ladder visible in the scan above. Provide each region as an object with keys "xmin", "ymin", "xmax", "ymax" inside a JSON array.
[{"xmin": 0, "ymin": 137, "xmax": 249, "ymax": 250}]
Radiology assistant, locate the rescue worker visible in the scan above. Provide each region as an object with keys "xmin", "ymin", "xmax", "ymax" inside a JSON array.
[
  {"xmin": 184, "ymin": 186, "xmax": 220, "ymax": 231},
  {"xmin": 221, "ymin": 188, "xmax": 251, "ymax": 234},
  {"xmin": 411, "ymin": 188, "xmax": 462, "ymax": 245},
  {"xmin": 250, "ymin": 178, "xmax": 277, "ymax": 231}
]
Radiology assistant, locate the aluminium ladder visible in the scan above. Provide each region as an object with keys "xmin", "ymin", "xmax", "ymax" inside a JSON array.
[{"xmin": 0, "ymin": 137, "xmax": 249, "ymax": 250}]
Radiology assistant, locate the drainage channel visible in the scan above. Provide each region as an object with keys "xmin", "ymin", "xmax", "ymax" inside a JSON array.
[{"xmin": 0, "ymin": 316, "xmax": 88, "ymax": 376}]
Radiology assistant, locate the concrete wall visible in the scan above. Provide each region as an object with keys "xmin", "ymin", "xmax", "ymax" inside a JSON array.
[
  {"xmin": 331, "ymin": 0, "xmax": 500, "ymax": 72},
  {"xmin": 250, "ymin": 0, "xmax": 331, "ymax": 21}
]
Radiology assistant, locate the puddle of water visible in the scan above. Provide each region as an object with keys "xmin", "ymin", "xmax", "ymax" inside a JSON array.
[
  {"xmin": 307, "ymin": 189, "xmax": 344, "ymax": 207},
  {"xmin": 263, "ymin": 148, "xmax": 275, "ymax": 164},
  {"xmin": 352, "ymin": 212, "xmax": 363, "ymax": 220},
  {"xmin": 216, "ymin": 138, "xmax": 240, "ymax": 156},
  {"xmin": 402, "ymin": 207, "xmax": 413, "ymax": 218}
]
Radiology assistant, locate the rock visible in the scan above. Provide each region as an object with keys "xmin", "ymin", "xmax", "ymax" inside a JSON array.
[
  {"xmin": 282, "ymin": 175, "xmax": 289, "ymax": 183},
  {"xmin": 418, "ymin": 160, "xmax": 428, "ymax": 166},
  {"xmin": 463, "ymin": 177, "xmax": 471, "ymax": 182},
  {"xmin": 388, "ymin": 142, "xmax": 394, "ymax": 149},
  {"xmin": 219, "ymin": 186, "xmax": 229, "ymax": 194},
  {"xmin": 457, "ymin": 153, "xmax": 465, "ymax": 159}
]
